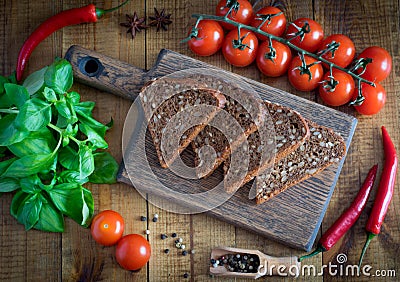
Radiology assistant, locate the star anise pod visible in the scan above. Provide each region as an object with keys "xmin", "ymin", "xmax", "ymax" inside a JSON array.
[
  {"xmin": 120, "ymin": 12, "xmax": 147, "ymax": 39},
  {"xmin": 149, "ymin": 8, "xmax": 172, "ymax": 32}
]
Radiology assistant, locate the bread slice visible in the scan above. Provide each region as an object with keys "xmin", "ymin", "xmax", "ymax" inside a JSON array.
[
  {"xmin": 140, "ymin": 86, "xmax": 226, "ymax": 168},
  {"xmin": 222, "ymin": 102, "xmax": 310, "ymax": 192},
  {"xmin": 255, "ymin": 120, "xmax": 346, "ymax": 204},
  {"xmin": 191, "ymin": 94, "xmax": 266, "ymax": 178}
]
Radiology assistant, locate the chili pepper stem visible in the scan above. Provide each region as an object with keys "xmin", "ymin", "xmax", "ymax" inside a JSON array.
[
  {"xmin": 96, "ymin": 0, "xmax": 131, "ymax": 19},
  {"xmin": 358, "ymin": 232, "xmax": 376, "ymax": 268},
  {"xmin": 298, "ymin": 245, "xmax": 325, "ymax": 262}
]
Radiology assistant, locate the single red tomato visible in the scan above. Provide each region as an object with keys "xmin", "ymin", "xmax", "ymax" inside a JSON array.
[
  {"xmin": 356, "ymin": 46, "xmax": 392, "ymax": 82},
  {"xmin": 216, "ymin": 0, "xmax": 253, "ymax": 29},
  {"xmin": 318, "ymin": 34, "xmax": 355, "ymax": 68},
  {"xmin": 250, "ymin": 6, "xmax": 287, "ymax": 40},
  {"xmin": 352, "ymin": 83, "xmax": 386, "ymax": 115},
  {"xmin": 286, "ymin": 18, "xmax": 324, "ymax": 52},
  {"xmin": 187, "ymin": 20, "xmax": 224, "ymax": 57},
  {"xmin": 288, "ymin": 55, "xmax": 324, "ymax": 91},
  {"xmin": 222, "ymin": 28, "xmax": 259, "ymax": 67},
  {"xmin": 319, "ymin": 70, "xmax": 355, "ymax": 106},
  {"xmin": 256, "ymin": 40, "xmax": 292, "ymax": 77},
  {"xmin": 116, "ymin": 234, "xmax": 151, "ymax": 271},
  {"xmin": 90, "ymin": 210, "xmax": 124, "ymax": 246}
]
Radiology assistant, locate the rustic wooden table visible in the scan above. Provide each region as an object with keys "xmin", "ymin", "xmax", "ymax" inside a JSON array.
[{"xmin": 0, "ymin": 0, "xmax": 399, "ymax": 281}]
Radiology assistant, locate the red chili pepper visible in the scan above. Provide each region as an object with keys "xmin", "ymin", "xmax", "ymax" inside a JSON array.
[
  {"xmin": 358, "ymin": 126, "xmax": 398, "ymax": 267},
  {"xmin": 16, "ymin": 0, "xmax": 130, "ymax": 82},
  {"xmin": 299, "ymin": 164, "xmax": 378, "ymax": 262}
]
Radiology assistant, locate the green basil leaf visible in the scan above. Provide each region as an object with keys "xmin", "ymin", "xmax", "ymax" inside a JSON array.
[
  {"xmin": 39, "ymin": 153, "xmax": 58, "ymax": 175},
  {"xmin": 0, "ymin": 157, "xmax": 16, "ymax": 175},
  {"xmin": 48, "ymin": 183, "xmax": 92, "ymax": 226},
  {"xmin": 4, "ymin": 83, "xmax": 29, "ymax": 108},
  {"xmin": 33, "ymin": 197, "xmax": 64, "ymax": 232},
  {"xmin": 0, "ymin": 178, "xmax": 20, "ymax": 192},
  {"xmin": 58, "ymin": 170, "xmax": 88, "ymax": 185},
  {"xmin": 10, "ymin": 190, "xmax": 31, "ymax": 218},
  {"xmin": 2, "ymin": 153, "xmax": 55, "ymax": 178},
  {"xmin": 78, "ymin": 144, "xmax": 95, "ymax": 179},
  {"xmin": 56, "ymin": 114, "xmax": 69, "ymax": 128},
  {"xmin": 14, "ymin": 98, "xmax": 52, "ymax": 131},
  {"xmin": 74, "ymin": 101, "xmax": 95, "ymax": 116},
  {"xmin": 44, "ymin": 58, "xmax": 73, "ymax": 94},
  {"xmin": 22, "ymin": 66, "xmax": 48, "ymax": 96},
  {"xmin": 0, "ymin": 114, "xmax": 30, "ymax": 146},
  {"xmin": 66, "ymin": 91, "xmax": 80, "ymax": 105},
  {"xmin": 59, "ymin": 146, "xmax": 79, "ymax": 170},
  {"xmin": 20, "ymin": 175, "xmax": 43, "ymax": 194},
  {"xmin": 79, "ymin": 123, "xmax": 108, "ymax": 150},
  {"xmin": 8, "ymin": 72, "xmax": 17, "ymax": 84},
  {"xmin": 43, "ymin": 87, "xmax": 57, "ymax": 103},
  {"xmin": 89, "ymin": 152, "xmax": 118, "ymax": 184},
  {"xmin": 55, "ymin": 96, "xmax": 71, "ymax": 117},
  {"xmin": 16, "ymin": 193, "xmax": 43, "ymax": 230},
  {"xmin": 8, "ymin": 127, "xmax": 56, "ymax": 158},
  {"xmin": 0, "ymin": 75, "xmax": 9, "ymax": 95},
  {"xmin": 82, "ymin": 188, "xmax": 94, "ymax": 227}
]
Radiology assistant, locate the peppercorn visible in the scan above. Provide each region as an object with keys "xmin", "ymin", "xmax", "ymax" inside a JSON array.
[
  {"xmin": 152, "ymin": 217, "xmax": 158, "ymax": 222},
  {"xmin": 160, "ymin": 234, "xmax": 168, "ymax": 240},
  {"xmin": 182, "ymin": 250, "xmax": 188, "ymax": 256},
  {"xmin": 183, "ymin": 273, "xmax": 189, "ymax": 279},
  {"xmin": 140, "ymin": 216, "xmax": 147, "ymax": 221},
  {"xmin": 171, "ymin": 233, "xmax": 177, "ymax": 238}
]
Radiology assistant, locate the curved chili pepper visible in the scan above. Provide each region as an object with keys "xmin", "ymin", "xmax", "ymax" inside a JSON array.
[
  {"xmin": 299, "ymin": 164, "xmax": 378, "ymax": 262},
  {"xmin": 16, "ymin": 0, "xmax": 130, "ymax": 82},
  {"xmin": 358, "ymin": 126, "xmax": 398, "ymax": 267}
]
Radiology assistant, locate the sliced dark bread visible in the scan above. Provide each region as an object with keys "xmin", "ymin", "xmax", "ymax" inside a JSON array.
[
  {"xmin": 222, "ymin": 101, "xmax": 310, "ymax": 192},
  {"xmin": 140, "ymin": 87, "xmax": 226, "ymax": 168},
  {"xmin": 255, "ymin": 120, "xmax": 346, "ymax": 204},
  {"xmin": 191, "ymin": 94, "xmax": 266, "ymax": 178}
]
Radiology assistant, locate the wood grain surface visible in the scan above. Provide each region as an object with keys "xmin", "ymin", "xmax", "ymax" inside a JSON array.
[
  {"xmin": 0, "ymin": 0, "xmax": 399, "ymax": 281},
  {"xmin": 64, "ymin": 45, "xmax": 356, "ymax": 251}
]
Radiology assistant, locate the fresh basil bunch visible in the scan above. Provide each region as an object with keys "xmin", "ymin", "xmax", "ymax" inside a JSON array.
[{"xmin": 0, "ymin": 58, "xmax": 119, "ymax": 232}]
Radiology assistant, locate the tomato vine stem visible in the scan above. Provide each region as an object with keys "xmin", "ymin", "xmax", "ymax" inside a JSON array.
[{"xmin": 190, "ymin": 13, "xmax": 375, "ymax": 104}]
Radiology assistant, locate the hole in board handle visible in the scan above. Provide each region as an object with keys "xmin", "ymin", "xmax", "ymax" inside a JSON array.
[{"xmin": 78, "ymin": 56, "xmax": 104, "ymax": 77}]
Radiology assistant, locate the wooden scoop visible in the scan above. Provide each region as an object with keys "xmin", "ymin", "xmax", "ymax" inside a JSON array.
[{"xmin": 210, "ymin": 246, "xmax": 301, "ymax": 279}]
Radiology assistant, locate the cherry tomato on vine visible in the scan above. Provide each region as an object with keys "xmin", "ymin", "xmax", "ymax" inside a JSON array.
[
  {"xmin": 352, "ymin": 83, "xmax": 386, "ymax": 115},
  {"xmin": 288, "ymin": 55, "xmax": 324, "ymax": 91},
  {"xmin": 318, "ymin": 34, "xmax": 355, "ymax": 68},
  {"xmin": 187, "ymin": 20, "xmax": 224, "ymax": 56},
  {"xmin": 319, "ymin": 70, "xmax": 355, "ymax": 106},
  {"xmin": 356, "ymin": 46, "xmax": 392, "ymax": 82},
  {"xmin": 216, "ymin": 0, "xmax": 253, "ymax": 30},
  {"xmin": 90, "ymin": 210, "xmax": 124, "ymax": 246},
  {"xmin": 256, "ymin": 40, "xmax": 292, "ymax": 77},
  {"xmin": 250, "ymin": 6, "xmax": 287, "ymax": 40},
  {"xmin": 222, "ymin": 28, "xmax": 259, "ymax": 67},
  {"xmin": 116, "ymin": 234, "xmax": 151, "ymax": 271},
  {"xmin": 286, "ymin": 18, "xmax": 324, "ymax": 52}
]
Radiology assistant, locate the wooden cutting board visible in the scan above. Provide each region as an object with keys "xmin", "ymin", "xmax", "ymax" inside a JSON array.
[{"xmin": 65, "ymin": 45, "xmax": 357, "ymax": 251}]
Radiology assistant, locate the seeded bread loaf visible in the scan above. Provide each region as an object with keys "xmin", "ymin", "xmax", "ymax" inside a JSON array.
[
  {"xmin": 255, "ymin": 120, "xmax": 346, "ymax": 204},
  {"xmin": 223, "ymin": 102, "xmax": 310, "ymax": 192},
  {"xmin": 140, "ymin": 87, "xmax": 226, "ymax": 168},
  {"xmin": 191, "ymin": 95, "xmax": 266, "ymax": 178}
]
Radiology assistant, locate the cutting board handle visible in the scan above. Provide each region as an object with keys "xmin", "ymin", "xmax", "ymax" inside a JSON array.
[{"xmin": 65, "ymin": 45, "xmax": 153, "ymax": 100}]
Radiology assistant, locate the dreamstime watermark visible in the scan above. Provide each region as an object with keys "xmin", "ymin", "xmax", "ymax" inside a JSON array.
[{"xmin": 256, "ymin": 254, "xmax": 396, "ymax": 278}]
